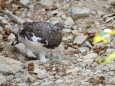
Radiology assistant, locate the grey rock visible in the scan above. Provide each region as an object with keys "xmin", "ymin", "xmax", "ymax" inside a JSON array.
[
  {"xmin": 109, "ymin": 77, "xmax": 115, "ymax": 84},
  {"xmin": 41, "ymin": 81, "xmax": 53, "ymax": 86},
  {"xmin": 71, "ymin": 7, "xmax": 90, "ymax": 19},
  {"xmin": 66, "ymin": 67, "xmax": 82, "ymax": 73},
  {"xmin": 83, "ymin": 53, "xmax": 98, "ymax": 59},
  {"xmin": 20, "ymin": 0, "xmax": 30, "ymax": 5},
  {"xmin": 84, "ymin": 41, "xmax": 93, "ymax": 48},
  {"xmin": 73, "ymin": 35, "xmax": 88, "ymax": 44},
  {"xmin": 78, "ymin": 47, "xmax": 89, "ymax": 53},
  {"xmin": 106, "ymin": 64, "xmax": 115, "ymax": 71},
  {"xmin": 55, "ymin": 79, "xmax": 63, "ymax": 83},
  {"xmin": 17, "ymin": 83, "xmax": 27, "ymax": 86},
  {"xmin": 4, "ymin": 10, "xmax": 25, "ymax": 24},
  {"xmin": 0, "ymin": 26, "xmax": 3, "ymax": 32},
  {"xmin": 47, "ymin": 10, "xmax": 59, "ymax": 17},
  {"xmin": 65, "ymin": 17, "xmax": 75, "ymax": 26},
  {"xmin": 38, "ymin": 0, "xmax": 56, "ymax": 8},
  {"xmin": 80, "ymin": 80, "xmax": 90, "ymax": 86},
  {"xmin": 83, "ymin": 53, "xmax": 98, "ymax": 64},
  {"xmin": 0, "ymin": 56, "xmax": 23, "ymax": 73},
  {"xmin": 0, "ymin": 74, "xmax": 6, "ymax": 83}
]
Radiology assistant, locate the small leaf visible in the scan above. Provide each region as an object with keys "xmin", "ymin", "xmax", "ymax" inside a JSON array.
[
  {"xmin": 94, "ymin": 57, "xmax": 104, "ymax": 64},
  {"xmin": 104, "ymin": 52, "xmax": 115, "ymax": 63}
]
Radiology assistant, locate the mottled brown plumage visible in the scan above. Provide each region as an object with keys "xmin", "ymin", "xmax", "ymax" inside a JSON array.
[
  {"xmin": 12, "ymin": 21, "xmax": 65, "ymax": 62},
  {"xmin": 19, "ymin": 22, "xmax": 64, "ymax": 49}
]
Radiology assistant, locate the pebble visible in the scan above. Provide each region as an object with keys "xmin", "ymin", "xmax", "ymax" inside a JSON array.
[
  {"xmin": 41, "ymin": 81, "xmax": 53, "ymax": 86},
  {"xmin": 83, "ymin": 53, "xmax": 98, "ymax": 59},
  {"xmin": 0, "ymin": 34, "xmax": 3, "ymax": 39},
  {"xmin": 17, "ymin": 83, "xmax": 27, "ymax": 86},
  {"xmin": 4, "ymin": 10, "xmax": 25, "ymax": 24},
  {"xmin": 80, "ymin": 80, "xmax": 90, "ymax": 86},
  {"xmin": 47, "ymin": 10, "xmax": 59, "ymax": 16},
  {"xmin": 39, "ymin": 0, "xmax": 55, "ymax": 7},
  {"xmin": 34, "ymin": 67, "xmax": 46, "ymax": 74},
  {"xmin": 66, "ymin": 67, "xmax": 82, "ymax": 73},
  {"xmin": 65, "ymin": 17, "xmax": 75, "ymax": 26},
  {"xmin": 71, "ymin": 7, "xmax": 90, "ymax": 19},
  {"xmin": 0, "ymin": 74, "xmax": 6, "ymax": 83},
  {"xmin": 73, "ymin": 35, "xmax": 88, "ymax": 44},
  {"xmin": 0, "ymin": 56, "xmax": 23, "ymax": 73},
  {"xmin": 0, "ymin": 26, "xmax": 3, "ymax": 32},
  {"xmin": 20, "ymin": 0, "xmax": 30, "ymax": 5},
  {"xmin": 55, "ymin": 79, "xmax": 63, "ymax": 83}
]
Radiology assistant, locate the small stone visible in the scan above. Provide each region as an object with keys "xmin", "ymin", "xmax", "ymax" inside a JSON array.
[
  {"xmin": 17, "ymin": 83, "xmax": 27, "ymax": 86},
  {"xmin": 63, "ymin": 28, "xmax": 72, "ymax": 33},
  {"xmin": 108, "ymin": 0, "xmax": 115, "ymax": 6},
  {"xmin": 71, "ymin": 30, "xmax": 79, "ymax": 34},
  {"xmin": 8, "ymin": 33, "xmax": 16, "ymax": 40},
  {"xmin": 71, "ymin": 7, "xmax": 90, "ymax": 19},
  {"xmin": 83, "ymin": 53, "xmax": 98, "ymax": 59},
  {"xmin": 0, "ymin": 56, "xmax": 23, "ymax": 73},
  {"xmin": 109, "ymin": 77, "xmax": 115, "ymax": 84},
  {"xmin": 61, "ymin": 15, "xmax": 67, "ymax": 19},
  {"xmin": 5, "ymin": 24, "xmax": 13, "ymax": 30},
  {"xmin": 0, "ymin": 74, "xmax": 6, "ymax": 83},
  {"xmin": 65, "ymin": 17, "xmax": 75, "ymax": 26},
  {"xmin": 84, "ymin": 41, "xmax": 93, "ymax": 48},
  {"xmin": 80, "ymin": 80, "xmax": 90, "ymax": 86},
  {"xmin": 41, "ymin": 81, "xmax": 53, "ymax": 86},
  {"xmin": 66, "ymin": 67, "xmax": 82, "ymax": 73},
  {"xmin": 73, "ymin": 35, "xmax": 88, "ymax": 44},
  {"xmin": 67, "ymin": 35, "xmax": 73, "ymax": 40},
  {"xmin": 83, "ymin": 53, "xmax": 98, "ymax": 64},
  {"xmin": 20, "ymin": 0, "xmax": 30, "ymax": 5},
  {"xmin": 106, "ymin": 64, "xmax": 115, "ymax": 71},
  {"xmin": 34, "ymin": 67, "xmax": 46, "ymax": 74},
  {"xmin": 55, "ymin": 79, "xmax": 63, "ymax": 83},
  {"xmin": 101, "ymin": 66, "xmax": 110, "ymax": 72},
  {"xmin": 78, "ymin": 47, "xmax": 89, "ymax": 53},
  {"xmin": 47, "ymin": 10, "xmax": 58, "ymax": 16},
  {"xmin": 0, "ymin": 34, "xmax": 3, "ymax": 39},
  {"xmin": 0, "ymin": 26, "xmax": 3, "ymax": 32},
  {"xmin": 4, "ymin": 10, "xmax": 25, "ymax": 24},
  {"xmin": 39, "ymin": 0, "xmax": 56, "ymax": 8}
]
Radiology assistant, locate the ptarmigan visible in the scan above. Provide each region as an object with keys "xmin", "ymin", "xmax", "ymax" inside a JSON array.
[{"xmin": 12, "ymin": 22, "xmax": 65, "ymax": 62}]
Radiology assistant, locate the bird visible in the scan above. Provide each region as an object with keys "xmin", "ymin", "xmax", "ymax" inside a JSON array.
[{"xmin": 12, "ymin": 22, "xmax": 65, "ymax": 62}]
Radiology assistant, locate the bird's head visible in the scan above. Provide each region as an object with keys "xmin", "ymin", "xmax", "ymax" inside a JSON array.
[{"xmin": 54, "ymin": 22, "xmax": 66, "ymax": 31}]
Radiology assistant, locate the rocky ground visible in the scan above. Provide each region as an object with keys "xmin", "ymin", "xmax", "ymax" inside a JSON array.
[{"xmin": 0, "ymin": 0, "xmax": 115, "ymax": 86}]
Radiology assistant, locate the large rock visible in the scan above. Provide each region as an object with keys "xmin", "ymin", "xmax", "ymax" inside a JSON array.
[
  {"xmin": 71, "ymin": 7, "xmax": 90, "ymax": 19},
  {"xmin": 0, "ymin": 56, "xmax": 23, "ymax": 73}
]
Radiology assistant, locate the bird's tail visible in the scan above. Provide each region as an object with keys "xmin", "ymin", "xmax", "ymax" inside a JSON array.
[{"xmin": 11, "ymin": 33, "xmax": 19, "ymax": 46}]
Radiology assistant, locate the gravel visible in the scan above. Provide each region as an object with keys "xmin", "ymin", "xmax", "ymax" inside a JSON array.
[{"xmin": 0, "ymin": 0, "xmax": 114, "ymax": 86}]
